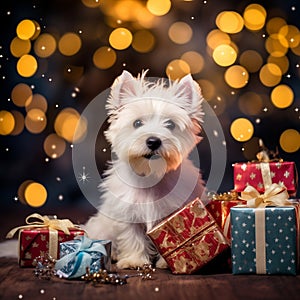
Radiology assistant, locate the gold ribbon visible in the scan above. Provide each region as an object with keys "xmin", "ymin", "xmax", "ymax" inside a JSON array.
[
  {"xmin": 6, "ymin": 213, "xmax": 79, "ymax": 259},
  {"xmin": 260, "ymin": 162, "xmax": 272, "ymax": 190},
  {"xmin": 239, "ymin": 183, "xmax": 291, "ymax": 208}
]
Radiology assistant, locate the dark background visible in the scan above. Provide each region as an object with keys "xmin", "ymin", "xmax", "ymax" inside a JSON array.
[{"xmin": 0, "ymin": 0, "xmax": 299, "ymax": 238}]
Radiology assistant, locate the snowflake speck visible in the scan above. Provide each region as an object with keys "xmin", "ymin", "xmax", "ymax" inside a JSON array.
[{"xmin": 78, "ymin": 167, "xmax": 90, "ymax": 183}]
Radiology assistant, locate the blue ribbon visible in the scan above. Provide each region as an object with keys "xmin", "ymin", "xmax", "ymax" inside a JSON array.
[{"xmin": 55, "ymin": 236, "xmax": 107, "ymax": 278}]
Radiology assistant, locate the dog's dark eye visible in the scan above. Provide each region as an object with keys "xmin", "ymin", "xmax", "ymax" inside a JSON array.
[
  {"xmin": 164, "ymin": 119, "xmax": 175, "ymax": 130},
  {"xmin": 133, "ymin": 119, "xmax": 144, "ymax": 128}
]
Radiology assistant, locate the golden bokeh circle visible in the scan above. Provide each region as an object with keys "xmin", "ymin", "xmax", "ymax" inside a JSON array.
[
  {"xmin": 239, "ymin": 50, "xmax": 263, "ymax": 73},
  {"xmin": 10, "ymin": 37, "xmax": 31, "ymax": 57},
  {"xmin": 213, "ymin": 44, "xmax": 237, "ymax": 67},
  {"xmin": 216, "ymin": 11, "xmax": 244, "ymax": 34},
  {"xmin": 271, "ymin": 84, "xmax": 294, "ymax": 108},
  {"xmin": 132, "ymin": 30, "xmax": 155, "ymax": 53},
  {"xmin": 11, "ymin": 83, "xmax": 33, "ymax": 107},
  {"xmin": 109, "ymin": 28, "xmax": 133, "ymax": 50},
  {"xmin": 24, "ymin": 182, "xmax": 47, "ymax": 207},
  {"xmin": 165, "ymin": 59, "xmax": 190, "ymax": 80},
  {"xmin": 58, "ymin": 33, "xmax": 82, "ymax": 56},
  {"xmin": 224, "ymin": 65, "xmax": 249, "ymax": 88},
  {"xmin": 259, "ymin": 63, "xmax": 282, "ymax": 87},
  {"xmin": 43, "ymin": 133, "xmax": 66, "ymax": 159},
  {"xmin": 168, "ymin": 22, "xmax": 193, "ymax": 45},
  {"xmin": 34, "ymin": 33, "xmax": 57, "ymax": 58},
  {"xmin": 0, "ymin": 110, "xmax": 15, "ymax": 135},
  {"xmin": 230, "ymin": 118, "xmax": 254, "ymax": 142},
  {"xmin": 146, "ymin": 0, "xmax": 171, "ymax": 16},
  {"xmin": 17, "ymin": 54, "xmax": 38, "ymax": 77},
  {"xmin": 25, "ymin": 108, "xmax": 47, "ymax": 134},
  {"xmin": 279, "ymin": 129, "xmax": 300, "ymax": 153},
  {"xmin": 93, "ymin": 47, "xmax": 117, "ymax": 69},
  {"xmin": 16, "ymin": 19, "xmax": 36, "ymax": 40},
  {"xmin": 181, "ymin": 51, "xmax": 204, "ymax": 74}
]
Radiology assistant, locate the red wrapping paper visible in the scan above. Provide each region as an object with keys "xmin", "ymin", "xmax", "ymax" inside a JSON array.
[
  {"xmin": 19, "ymin": 228, "xmax": 85, "ymax": 267},
  {"xmin": 233, "ymin": 161, "xmax": 297, "ymax": 196},
  {"xmin": 206, "ymin": 199, "xmax": 246, "ymax": 240},
  {"xmin": 147, "ymin": 198, "xmax": 230, "ymax": 274}
]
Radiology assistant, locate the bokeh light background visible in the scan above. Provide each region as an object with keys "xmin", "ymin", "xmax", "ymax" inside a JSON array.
[{"xmin": 0, "ymin": 0, "xmax": 299, "ymax": 233}]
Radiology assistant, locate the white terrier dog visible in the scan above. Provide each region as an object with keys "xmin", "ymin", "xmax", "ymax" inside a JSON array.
[{"xmin": 84, "ymin": 70, "xmax": 207, "ymax": 269}]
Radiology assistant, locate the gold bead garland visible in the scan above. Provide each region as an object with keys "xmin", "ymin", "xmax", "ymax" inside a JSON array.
[{"xmin": 33, "ymin": 254, "xmax": 156, "ymax": 286}]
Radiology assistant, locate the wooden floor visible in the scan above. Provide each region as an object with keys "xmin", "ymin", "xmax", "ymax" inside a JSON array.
[{"xmin": 1, "ymin": 257, "xmax": 300, "ymax": 300}]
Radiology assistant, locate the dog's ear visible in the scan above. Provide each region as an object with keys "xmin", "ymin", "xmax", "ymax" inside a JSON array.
[
  {"xmin": 176, "ymin": 74, "xmax": 204, "ymax": 123},
  {"xmin": 108, "ymin": 70, "xmax": 137, "ymax": 111}
]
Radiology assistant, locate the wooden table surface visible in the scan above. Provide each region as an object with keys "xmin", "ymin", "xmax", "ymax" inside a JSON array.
[{"xmin": 1, "ymin": 257, "xmax": 300, "ymax": 300}]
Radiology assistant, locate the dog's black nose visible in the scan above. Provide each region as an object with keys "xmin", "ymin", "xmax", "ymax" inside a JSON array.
[{"xmin": 146, "ymin": 136, "xmax": 162, "ymax": 151}]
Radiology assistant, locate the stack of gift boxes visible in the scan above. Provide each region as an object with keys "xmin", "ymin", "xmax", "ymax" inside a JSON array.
[
  {"xmin": 148, "ymin": 157, "xmax": 299, "ymax": 275},
  {"xmin": 6, "ymin": 158, "xmax": 299, "ymax": 277}
]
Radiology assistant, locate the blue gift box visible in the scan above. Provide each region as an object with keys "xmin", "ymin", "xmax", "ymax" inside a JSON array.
[
  {"xmin": 231, "ymin": 206, "xmax": 298, "ymax": 275},
  {"xmin": 55, "ymin": 236, "xmax": 111, "ymax": 279}
]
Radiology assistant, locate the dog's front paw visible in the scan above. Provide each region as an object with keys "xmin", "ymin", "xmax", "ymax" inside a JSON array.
[
  {"xmin": 155, "ymin": 255, "xmax": 168, "ymax": 269},
  {"xmin": 116, "ymin": 256, "xmax": 151, "ymax": 269}
]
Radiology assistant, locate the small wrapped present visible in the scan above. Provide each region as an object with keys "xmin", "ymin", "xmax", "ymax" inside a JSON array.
[
  {"xmin": 147, "ymin": 197, "xmax": 230, "ymax": 274},
  {"xmin": 231, "ymin": 184, "xmax": 299, "ymax": 275},
  {"xmin": 233, "ymin": 160, "xmax": 297, "ymax": 196},
  {"xmin": 55, "ymin": 236, "xmax": 111, "ymax": 279},
  {"xmin": 6, "ymin": 213, "xmax": 85, "ymax": 267},
  {"xmin": 206, "ymin": 191, "xmax": 246, "ymax": 239}
]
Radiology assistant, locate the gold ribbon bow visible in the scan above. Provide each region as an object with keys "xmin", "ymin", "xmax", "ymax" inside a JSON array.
[
  {"xmin": 239, "ymin": 183, "xmax": 291, "ymax": 208},
  {"xmin": 6, "ymin": 213, "xmax": 76, "ymax": 239},
  {"xmin": 6, "ymin": 213, "xmax": 80, "ymax": 259}
]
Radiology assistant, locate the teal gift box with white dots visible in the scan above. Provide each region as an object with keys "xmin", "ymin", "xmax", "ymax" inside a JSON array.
[{"xmin": 230, "ymin": 206, "xmax": 299, "ymax": 275}]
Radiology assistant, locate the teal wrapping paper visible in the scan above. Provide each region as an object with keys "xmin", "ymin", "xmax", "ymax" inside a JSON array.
[{"xmin": 231, "ymin": 206, "xmax": 298, "ymax": 275}]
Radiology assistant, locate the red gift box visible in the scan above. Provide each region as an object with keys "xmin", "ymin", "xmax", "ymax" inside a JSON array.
[
  {"xmin": 147, "ymin": 198, "xmax": 230, "ymax": 274},
  {"xmin": 206, "ymin": 192, "xmax": 246, "ymax": 240},
  {"xmin": 18, "ymin": 227, "xmax": 85, "ymax": 267},
  {"xmin": 233, "ymin": 161, "xmax": 297, "ymax": 196},
  {"xmin": 6, "ymin": 213, "xmax": 85, "ymax": 267}
]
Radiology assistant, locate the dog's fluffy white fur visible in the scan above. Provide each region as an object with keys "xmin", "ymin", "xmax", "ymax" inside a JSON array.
[{"xmin": 84, "ymin": 70, "xmax": 207, "ymax": 269}]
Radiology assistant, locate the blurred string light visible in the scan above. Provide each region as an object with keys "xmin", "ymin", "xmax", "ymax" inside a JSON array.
[
  {"xmin": 17, "ymin": 180, "xmax": 47, "ymax": 207},
  {"xmin": 224, "ymin": 65, "xmax": 249, "ymax": 88},
  {"xmin": 181, "ymin": 51, "xmax": 204, "ymax": 74},
  {"xmin": 25, "ymin": 108, "xmax": 47, "ymax": 134},
  {"xmin": 279, "ymin": 129, "xmax": 300, "ymax": 153},
  {"xmin": 34, "ymin": 33, "xmax": 57, "ymax": 58},
  {"xmin": 230, "ymin": 118, "xmax": 254, "ymax": 142},
  {"xmin": 243, "ymin": 3, "xmax": 267, "ymax": 31},
  {"xmin": 93, "ymin": 46, "xmax": 117, "ymax": 69},
  {"xmin": 132, "ymin": 30, "xmax": 155, "ymax": 53},
  {"xmin": 109, "ymin": 27, "xmax": 133, "ymax": 50},
  {"xmin": 271, "ymin": 84, "xmax": 294, "ymax": 108},
  {"xmin": 11, "ymin": 83, "xmax": 33, "ymax": 107},
  {"xmin": 168, "ymin": 22, "xmax": 193, "ymax": 44},
  {"xmin": 17, "ymin": 54, "xmax": 38, "ymax": 77},
  {"xmin": 54, "ymin": 108, "xmax": 87, "ymax": 143},
  {"xmin": 146, "ymin": 0, "xmax": 171, "ymax": 16},
  {"xmin": 213, "ymin": 44, "xmax": 237, "ymax": 67},
  {"xmin": 43, "ymin": 133, "xmax": 66, "ymax": 159},
  {"xmin": 215, "ymin": 11, "xmax": 244, "ymax": 34},
  {"xmin": 239, "ymin": 50, "xmax": 263, "ymax": 73},
  {"xmin": 0, "ymin": 111, "xmax": 15, "ymax": 135},
  {"xmin": 58, "ymin": 33, "xmax": 82, "ymax": 56},
  {"xmin": 166, "ymin": 59, "xmax": 190, "ymax": 80},
  {"xmin": 16, "ymin": 19, "xmax": 37, "ymax": 40}
]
